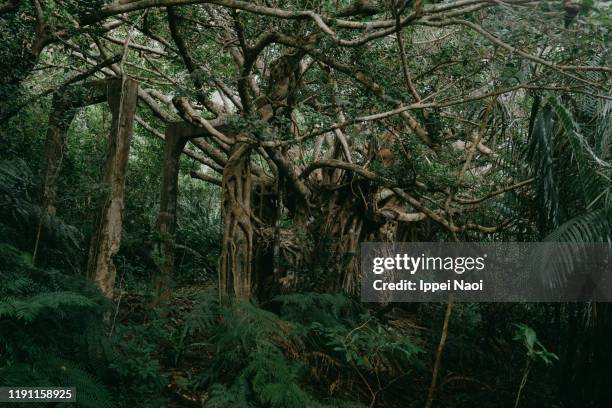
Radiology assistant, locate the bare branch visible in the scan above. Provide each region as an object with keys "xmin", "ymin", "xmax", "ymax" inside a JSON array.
[{"xmin": 190, "ymin": 170, "xmax": 222, "ymax": 185}]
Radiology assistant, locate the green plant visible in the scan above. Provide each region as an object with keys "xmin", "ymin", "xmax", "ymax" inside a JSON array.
[
  {"xmin": 0, "ymin": 244, "xmax": 114, "ymax": 408},
  {"xmin": 0, "ymin": 158, "xmax": 114, "ymax": 407},
  {"xmin": 109, "ymin": 322, "xmax": 170, "ymax": 407},
  {"xmin": 512, "ymin": 323, "xmax": 558, "ymax": 408},
  {"xmin": 176, "ymin": 291, "xmax": 422, "ymax": 407}
]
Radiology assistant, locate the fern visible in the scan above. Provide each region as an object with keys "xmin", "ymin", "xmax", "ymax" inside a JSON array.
[
  {"xmin": 0, "ymin": 357, "xmax": 114, "ymax": 408},
  {"xmin": 204, "ymin": 380, "xmax": 253, "ymax": 408},
  {"xmin": 0, "ymin": 203, "xmax": 113, "ymax": 407},
  {"xmin": 181, "ymin": 292, "xmax": 420, "ymax": 407},
  {"xmin": 246, "ymin": 342, "xmax": 313, "ymax": 408},
  {"xmin": 0, "ymin": 158, "xmax": 83, "ymax": 268},
  {"xmin": 0, "ymin": 291, "xmax": 97, "ymax": 322}
]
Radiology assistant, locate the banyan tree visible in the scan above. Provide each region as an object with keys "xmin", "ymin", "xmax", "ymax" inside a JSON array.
[{"xmin": 1, "ymin": 0, "xmax": 609, "ymax": 300}]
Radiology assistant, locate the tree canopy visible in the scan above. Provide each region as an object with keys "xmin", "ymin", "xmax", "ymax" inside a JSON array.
[{"xmin": 0, "ymin": 0, "xmax": 611, "ymax": 407}]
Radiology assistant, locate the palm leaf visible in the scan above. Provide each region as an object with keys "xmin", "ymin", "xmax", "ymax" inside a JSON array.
[
  {"xmin": 538, "ymin": 206, "xmax": 612, "ymax": 290},
  {"xmin": 527, "ymin": 103, "xmax": 560, "ymax": 229}
]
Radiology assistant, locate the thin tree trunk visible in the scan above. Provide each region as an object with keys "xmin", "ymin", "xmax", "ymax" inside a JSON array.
[
  {"xmin": 425, "ymin": 296, "xmax": 454, "ymax": 408},
  {"xmin": 514, "ymin": 358, "xmax": 531, "ymax": 408},
  {"xmin": 33, "ymin": 95, "xmax": 77, "ymax": 264},
  {"xmin": 87, "ymin": 78, "xmax": 138, "ymax": 298},
  {"xmin": 272, "ymin": 175, "xmax": 283, "ymax": 285},
  {"xmin": 219, "ymin": 141, "xmax": 253, "ymax": 299}
]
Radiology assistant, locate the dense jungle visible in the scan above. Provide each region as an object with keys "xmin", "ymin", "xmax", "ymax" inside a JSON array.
[{"xmin": 1, "ymin": 0, "xmax": 611, "ymax": 407}]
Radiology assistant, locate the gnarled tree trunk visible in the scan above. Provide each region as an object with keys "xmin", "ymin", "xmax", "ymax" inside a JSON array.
[
  {"xmin": 87, "ymin": 78, "xmax": 138, "ymax": 298},
  {"xmin": 219, "ymin": 142, "xmax": 254, "ymax": 299}
]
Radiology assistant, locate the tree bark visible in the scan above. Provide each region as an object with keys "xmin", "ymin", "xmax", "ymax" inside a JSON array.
[
  {"xmin": 219, "ymin": 141, "xmax": 254, "ymax": 299},
  {"xmin": 87, "ymin": 78, "xmax": 138, "ymax": 298},
  {"xmin": 33, "ymin": 82, "xmax": 106, "ymax": 264},
  {"xmin": 315, "ymin": 188, "xmax": 364, "ymax": 293},
  {"xmin": 32, "ymin": 95, "xmax": 77, "ymax": 264},
  {"xmin": 37, "ymin": 94, "xmax": 76, "ymax": 216},
  {"xmin": 252, "ymin": 179, "xmax": 277, "ymax": 299},
  {"xmin": 154, "ymin": 126, "xmax": 189, "ymax": 299}
]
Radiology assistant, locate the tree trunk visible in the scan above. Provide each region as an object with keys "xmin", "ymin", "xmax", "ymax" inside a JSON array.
[
  {"xmin": 33, "ymin": 82, "xmax": 107, "ymax": 264},
  {"xmin": 219, "ymin": 142, "xmax": 254, "ymax": 299},
  {"xmin": 272, "ymin": 185, "xmax": 367, "ymax": 295},
  {"xmin": 316, "ymin": 189, "xmax": 364, "ymax": 293},
  {"xmin": 37, "ymin": 95, "xmax": 76, "ymax": 215},
  {"xmin": 154, "ymin": 128, "xmax": 189, "ymax": 299},
  {"xmin": 33, "ymin": 95, "xmax": 77, "ymax": 263},
  {"xmin": 87, "ymin": 78, "xmax": 138, "ymax": 298},
  {"xmin": 252, "ymin": 180, "xmax": 277, "ymax": 300}
]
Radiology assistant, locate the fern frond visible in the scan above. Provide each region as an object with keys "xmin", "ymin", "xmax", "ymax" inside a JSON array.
[{"xmin": 0, "ymin": 291, "xmax": 97, "ymax": 322}]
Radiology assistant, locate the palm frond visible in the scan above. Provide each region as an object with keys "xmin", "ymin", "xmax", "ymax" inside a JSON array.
[
  {"xmin": 527, "ymin": 103, "xmax": 560, "ymax": 229},
  {"xmin": 537, "ymin": 206, "xmax": 612, "ymax": 290}
]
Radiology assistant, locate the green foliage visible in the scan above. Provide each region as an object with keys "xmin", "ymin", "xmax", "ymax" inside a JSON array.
[
  {"xmin": 527, "ymin": 102, "xmax": 560, "ymax": 230},
  {"xmin": 176, "ymin": 291, "xmax": 420, "ymax": 407},
  {"xmin": 513, "ymin": 323, "xmax": 558, "ymax": 365},
  {"xmin": 545, "ymin": 206, "xmax": 612, "ymax": 243},
  {"xmin": 401, "ymin": 136, "xmax": 458, "ymax": 191},
  {"xmin": 0, "ymin": 357, "xmax": 114, "ymax": 408},
  {"xmin": 205, "ymin": 380, "xmax": 253, "ymax": 408},
  {"xmin": 0, "ymin": 158, "xmax": 83, "ymax": 268},
  {"xmin": 174, "ymin": 176, "xmax": 222, "ymax": 284},
  {"xmin": 0, "ymin": 157, "xmax": 115, "ymax": 407},
  {"xmin": 0, "ymin": 291, "xmax": 97, "ymax": 322},
  {"xmin": 274, "ymin": 292, "xmax": 355, "ymax": 326},
  {"xmin": 181, "ymin": 293, "xmax": 321, "ymax": 407},
  {"xmin": 524, "ymin": 92, "xmax": 611, "ymax": 287},
  {"xmin": 1, "ymin": 0, "xmax": 610, "ymax": 406},
  {"xmin": 526, "ymin": 92, "xmax": 610, "ymax": 233},
  {"xmin": 0, "ymin": 242, "xmax": 114, "ymax": 407},
  {"xmin": 109, "ymin": 321, "xmax": 170, "ymax": 406}
]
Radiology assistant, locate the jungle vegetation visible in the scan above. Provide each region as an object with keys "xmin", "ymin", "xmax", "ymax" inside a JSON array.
[{"xmin": 0, "ymin": 0, "xmax": 611, "ymax": 407}]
